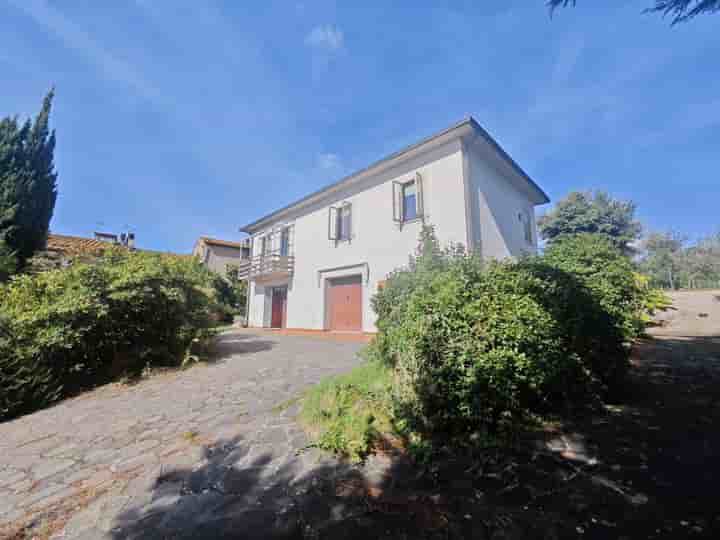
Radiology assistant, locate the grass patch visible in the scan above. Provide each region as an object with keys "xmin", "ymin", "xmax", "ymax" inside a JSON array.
[
  {"xmin": 272, "ymin": 396, "xmax": 302, "ymax": 414},
  {"xmin": 299, "ymin": 360, "xmax": 394, "ymax": 462}
]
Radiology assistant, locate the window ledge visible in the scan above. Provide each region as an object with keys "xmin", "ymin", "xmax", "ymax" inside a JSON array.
[{"xmin": 397, "ymin": 217, "xmax": 423, "ymax": 226}]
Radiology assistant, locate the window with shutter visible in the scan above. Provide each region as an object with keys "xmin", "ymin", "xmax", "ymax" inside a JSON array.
[{"xmin": 393, "ymin": 173, "xmax": 424, "ymax": 224}]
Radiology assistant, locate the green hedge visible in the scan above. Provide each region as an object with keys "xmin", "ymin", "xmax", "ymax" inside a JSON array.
[
  {"xmin": 542, "ymin": 233, "xmax": 646, "ymax": 339},
  {"xmin": 0, "ymin": 249, "xmax": 219, "ymax": 421},
  {"xmin": 371, "ymin": 228, "xmax": 641, "ymax": 442}
]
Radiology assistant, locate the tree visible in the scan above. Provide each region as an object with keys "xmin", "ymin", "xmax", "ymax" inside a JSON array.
[
  {"xmin": 538, "ymin": 191, "xmax": 642, "ymax": 252},
  {"xmin": 0, "ymin": 90, "xmax": 58, "ymax": 267},
  {"xmin": 547, "ymin": 0, "xmax": 720, "ymax": 24},
  {"xmin": 682, "ymin": 233, "xmax": 720, "ymax": 288},
  {"xmin": 640, "ymin": 231, "xmax": 720, "ymax": 289},
  {"xmin": 640, "ymin": 231, "xmax": 685, "ymax": 289}
]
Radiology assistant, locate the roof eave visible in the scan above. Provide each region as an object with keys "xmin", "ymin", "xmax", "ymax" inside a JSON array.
[{"xmin": 240, "ymin": 117, "xmax": 548, "ymax": 233}]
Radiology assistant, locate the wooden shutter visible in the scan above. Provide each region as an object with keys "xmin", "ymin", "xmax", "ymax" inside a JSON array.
[
  {"xmin": 415, "ymin": 172, "xmax": 424, "ymax": 217},
  {"xmin": 344, "ymin": 202, "xmax": 352, "ymax": 240},
  {"xmin": 392, "ymin": 182, "xmax": 403, "ymax": 222},
  {"xmin": 328, "ymin": 206, "xmax": 338, "ymax": 240}
]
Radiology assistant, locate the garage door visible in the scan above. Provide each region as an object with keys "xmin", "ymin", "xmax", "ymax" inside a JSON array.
[{"xmin": 327, "ymin": 275, "xmax": 362, "ymax": 332}]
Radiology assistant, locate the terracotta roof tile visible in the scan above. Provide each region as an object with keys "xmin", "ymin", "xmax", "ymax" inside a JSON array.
[{"xmin": 46, "ymin": 234, "xmax": 112, "ymax": 255}]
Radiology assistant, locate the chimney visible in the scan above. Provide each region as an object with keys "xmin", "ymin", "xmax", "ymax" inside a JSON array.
[{"xmin": 127, "ymin": 233, "xmax": 135, "ymax": 250}]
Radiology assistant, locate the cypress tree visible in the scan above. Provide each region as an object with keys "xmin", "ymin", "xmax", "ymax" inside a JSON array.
[{"xmin": 0, "ymin": 89, "xmax": 58, "ymax": 266}]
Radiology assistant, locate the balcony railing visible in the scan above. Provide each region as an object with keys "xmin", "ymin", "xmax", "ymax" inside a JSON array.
[{"xmin": 237, "ymin": 251, "xmax": 294, "ymax": 282}]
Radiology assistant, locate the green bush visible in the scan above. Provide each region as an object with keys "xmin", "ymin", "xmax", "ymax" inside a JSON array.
[
  {"xmin": 371, "ymin": 224, "xmax": 465, "ymax": 365},
  {"xmin": 542, "ymin": 234, "xmax": 645, "ymax": 339},
  {"xmin": 0, "ymin": 243, "xmax": 17, "ymax": 282},
  {"xmin": 387, "ymin": 259, "xmax": 600, "ymax": 439},
  {"xmin": 370, "ymin": 229, "xmax": 634, "ymax": 444},
  {"xmin": 0, "ymin": 249, "xmax": 218, "ymax": 421}
]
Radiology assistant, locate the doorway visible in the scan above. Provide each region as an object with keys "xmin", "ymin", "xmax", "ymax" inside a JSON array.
[{"xmin": 270, "ymin": 286, "xmax": 287, "ymax": 328}]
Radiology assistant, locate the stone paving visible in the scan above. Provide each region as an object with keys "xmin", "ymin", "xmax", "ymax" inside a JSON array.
[{"xmin": 0, "ymin": 330, "xmax": 365, "ymax": 539}]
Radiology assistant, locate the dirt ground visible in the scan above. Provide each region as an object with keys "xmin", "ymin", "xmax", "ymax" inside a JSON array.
[{"xmin": 302, "ymin": 290, "xmax": 720, "ymax": 539}]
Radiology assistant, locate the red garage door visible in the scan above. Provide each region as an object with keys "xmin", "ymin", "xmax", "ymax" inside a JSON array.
[{"xmin": 327, "ymin": 275, "xmax": 362, "ymax": 332}]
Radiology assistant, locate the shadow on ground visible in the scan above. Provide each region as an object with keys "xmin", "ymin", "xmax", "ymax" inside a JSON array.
[
  {"xmin": 110, "ymin": 333, "xmax": 720, "ymax": 539},
  {"xmin": 209, "ymin": 332, "xmax": 278, "ymax": 362}
]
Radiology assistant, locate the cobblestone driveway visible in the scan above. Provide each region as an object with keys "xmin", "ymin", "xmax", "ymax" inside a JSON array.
[{"xmin": 0, "ymin": 330, "xmax": 365, "ymax": 539}]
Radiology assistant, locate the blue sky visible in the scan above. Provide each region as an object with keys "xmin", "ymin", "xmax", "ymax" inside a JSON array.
[{"xmin": 2, "ymin": 1, "xmax": 718, "ymax": 253}]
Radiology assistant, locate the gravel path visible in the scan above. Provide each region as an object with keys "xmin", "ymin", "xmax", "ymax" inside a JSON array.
[{"xmin": 0, "ymin": 330, "xmax": 364, "ymax": 539}]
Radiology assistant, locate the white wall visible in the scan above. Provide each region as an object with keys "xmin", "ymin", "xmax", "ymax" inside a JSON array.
[
  {"xmin": 248, "ymin": 139, "xmax": 467, "ymax": 332},
  {"xmin": 467, "ymin": 142, "xmax": 538, "ymax": 259}
]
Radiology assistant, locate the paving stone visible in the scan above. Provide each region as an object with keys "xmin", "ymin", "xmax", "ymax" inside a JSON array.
[
  {"xmin": 79, "ymin": 469, "xmax": 116, "ymax": 491},
  {"xmin": 33, "ymin": 459, "xmax": 76, "ymax": 481},
  {"xmin": 0, "ymin": 470, "xmax": 26, "ymax": 488},
  {"xmin": 61, "ymin": 467, "xmax": 97, "ymax": 487},
  {"xmin": 0, "ymin": 332, "xmax": 365, "ymax": 539},
  {"xmin": 45, "ymin": 442, "xmax": 80, "ymax": 458},
  {"xmin": 111, "ymin": 452, "xmax": 159, "ymax": 474},
  {"xmin": 20, "ymin": 483, "xmax": 75, "ymax": 510}
]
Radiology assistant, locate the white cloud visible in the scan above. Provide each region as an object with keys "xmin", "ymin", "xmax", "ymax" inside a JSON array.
[
  {"xmin": 10, "ymin": 0, "xmax": 162, "ymax": 103},
  {"xmin": 305, "ymin": 25, "xmax": 344, "ymax": 51},
  {"xmin": 317, "ymin": 152, "xmax": 341, "ymax": 170}
]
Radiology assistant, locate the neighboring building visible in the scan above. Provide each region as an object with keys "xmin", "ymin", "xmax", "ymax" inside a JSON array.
[
  {"xmin": 192, "ymin": 237, "xmax": 251, "ymax": 276},
  {"xmin": 239, "ymin": 117, "xmax": 549, "ymax": 332},
  {"xmin": 38, "ymin": 232, "xmax": 185, "ymax": 270},
  {"xmin": 42, "ymin": 231, "xmax": 137, "ymax": 262}
]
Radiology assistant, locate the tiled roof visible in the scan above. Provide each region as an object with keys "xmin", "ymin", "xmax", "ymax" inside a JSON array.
[
  {"xmin": 198, "ymin": 236, "xmax": 248, "ymax": 249},
  {"xmin": 47, "ymin": 234, "xmax": 190, "ymax": 258},
  {"xmin": 46, "ymin": 234, "xmax": 112, "ymax": 255}
]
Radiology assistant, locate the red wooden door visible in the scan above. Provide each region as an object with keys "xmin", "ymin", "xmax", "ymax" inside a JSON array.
[
  {"xmin": 271, "ymin": 287, "xmax": 287, "ymax": 328},
  {"xmin": 328, "ymin": 275, "xmax": 362, "ymax": 331}
]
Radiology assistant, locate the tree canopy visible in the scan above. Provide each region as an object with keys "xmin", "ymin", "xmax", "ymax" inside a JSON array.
[
  {"xmin": 0, "ymin": 90, "xmax": 58, "ymax": 267},
  {"xmin": 538, "ymin": 191, "xmax": 642, "ymax": 252},
  {"xmin": 640, "ymin": 231, "xmax": 720, "ymax": 289},
  {"xmin": 547, "ymin": 0, "xmax": 720, "ymax": 24}
]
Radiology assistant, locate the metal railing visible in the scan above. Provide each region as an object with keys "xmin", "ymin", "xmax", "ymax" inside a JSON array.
[{"xmin": 237, "ymin": 251, "xmax": 294, "ymax": 281}]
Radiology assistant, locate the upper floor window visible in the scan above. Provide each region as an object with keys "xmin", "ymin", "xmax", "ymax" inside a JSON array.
[
  {"xmin": 519, "ymin": 211, "xmax": 533, "ymax": 244},
  {"xmin": 402, "ymin": 181, "xmax": 418, "ymax": 221},
  {"xmin": 393, "ymin": 172, "xmax": 424, "ymax": 224},
  {"xmin": 328, "ymin": 202, "xmax": 352, "ymax": 242},
  {"xmin": 260, "ymin": 234, "xmax": 270, "ymax": 255}
]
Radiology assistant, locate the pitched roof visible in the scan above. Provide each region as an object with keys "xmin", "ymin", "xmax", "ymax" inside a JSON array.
[
  {"xmin": 240, "ymin": 116, "xmax": 549, "ymax": 233},
  {"xmin": 46, "ymin": 233, "xmax": 190, "ymax": 258},
  {"xmin": 46, "ymin": 234, "xmax": 111, "ymax": 255},
  {"xmin": 197, "ymin": 236, "xmax": 248, "ymax": 249}
]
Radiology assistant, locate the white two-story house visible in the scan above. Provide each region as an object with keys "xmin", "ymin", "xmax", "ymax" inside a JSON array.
[{"xmin": 238, "ymin": 117, "xmax": 549, "ymax": 333}]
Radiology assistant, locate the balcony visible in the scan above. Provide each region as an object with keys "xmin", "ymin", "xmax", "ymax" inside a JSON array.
[{"xmin": 237, "ymin": 251, "xmax": 294, "ymax": 282}]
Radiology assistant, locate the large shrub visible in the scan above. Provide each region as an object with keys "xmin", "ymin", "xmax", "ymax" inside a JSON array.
[
  {"xmin": 387, "ymin": 259, "xmax": 608, "ymax": 439},
  {"xmin": 371, "ymin": 229, "xmax": 634, "ymax": 443},
  {"xmin": 542, "ymin": 233, "xmax": 645, "ymax": 339},
  {"xmin": 371, "ymin": 224, "xmax": 465, "ymax": 363},
  {"xmin": 0, "ymin": 249, "xmax": 217, "ymax": 421}
]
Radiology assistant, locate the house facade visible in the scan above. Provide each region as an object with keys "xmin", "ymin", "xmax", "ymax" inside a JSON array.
[
  {"xmin": 193, "ymin": 237, "xmax": 251, "ymax": 276},
  {"xmin": 239, "ymin": 118, "xmax": 549, "ymax": 333}
]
